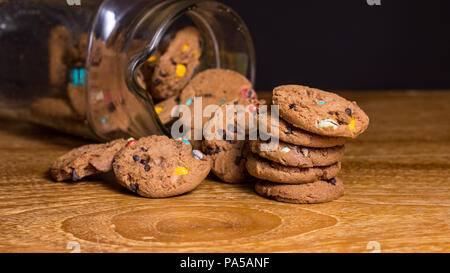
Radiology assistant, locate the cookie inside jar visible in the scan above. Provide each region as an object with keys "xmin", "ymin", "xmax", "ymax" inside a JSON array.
[{"xmin": 104, "ymin": 1, "xmax": 256, "ymax": 142}]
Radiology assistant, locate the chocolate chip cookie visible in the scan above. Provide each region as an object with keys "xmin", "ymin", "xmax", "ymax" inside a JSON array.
[
  {"xmin": 50, "ymin": 139, "xmax": 126, "ymax": 182},
  {"xmin": 248, "ymin": 140, "xmax": 345, "ymax": 167},
  {"xmin": 245, "ymin": 152, "xmax": 341, "ymax": 184},
  {"xmin": 202, "ymin": 140, "xmax": 249, "ymax": 184},
  {"xmin": 254, "ymin": 177, "xmax": 344, "ymax": 204},
  {"xmin": 179, "ymin": 69, "xmax": 256, "ymax": 139},
  {"xmin": 112, "ymin": 136, "xmax": 211, "ymax": 198},
  {"xmin": 151, "ymin": 27, "xmax": 202, "ymax": 100},
  {"xmin": 273, "ymin": 85, "xmax": 369, "ymax": 138}
]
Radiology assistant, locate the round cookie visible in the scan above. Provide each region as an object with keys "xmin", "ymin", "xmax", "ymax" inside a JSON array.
[
  {"xmin": 245, "ymin": 152, "xmax": 341, "ymax": 184},
  {"xmin": 179, "ymin": 69, "xmax": 256, "ymax": 139},
  {"xmin": 112, "ymin": 136, "xmax": 211, "ymax": 198},
  {"xmin": 151, "ymin": 27, "xmax": 203, "ymax": 100},
  {"xmin": 202, "ymin": 140, "xmax": 249, "ymax": 184},
  {"xmin": 248, "ymin": 140, "xmax": 345, "ymax": 168},
  {"xmin": 272, "ymin": 85, "xmax": 369, "ymax": 138},
  {"xmin": 254, "ymin": 178, "xmax": 344, "ymax": 204},
  {"xmin": 200, "ymin": 98, "xmax": 263, "ymax": 183},
  {"xmin": 50, "ymin": 139, "xmax": 126, "ymax": 182},
  {"xmin": 258, "ymin": 113, "xmax": 347, "ymax": 148}
]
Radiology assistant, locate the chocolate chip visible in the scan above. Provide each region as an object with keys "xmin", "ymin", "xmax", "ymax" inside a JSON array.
[
  {"xmin": 206, "ymin": 147, "xmax": 216, "ymax": 155},
  {"xmin": 130, "ymin": 183, "xmax": 139, "ymax": 192},
  {"xmin": 141, "ymin": 147, "xmax": 148, "ymax": 152},
  {"xmin": 346, "ymin": 108, "xmax": 352, "ymax": 116},
  {"xmin": 133, "ymin": 155, "xmax": 140, "ymax": 162},
  {"xmin": 144, "ymin": 164, "xmax": 151, "ymax": 172},
  {"xmin": 234, "ymin": 101, "xmax": 239, "ymax": 105},
  {"xmin": 285, "ymin": 126, "xmax": 293, "ymax": 135},
  {"xmin": 204, "ymin": 93, "xmax": 212, "ymax": 98},
  {"xmin": 159, "ymin": 70, "xmax": 167, "ymax": 77},
  {"xmin": 206, "ymin": 147, "xmax": 221, "ymax": 155},
  {"xmin": 140, "ymin": 159, "xmax": 149, "ymax": 165},
  {"xmin": 154, "ymin": 78, "xmax": 162, "ymax": 86},
  {"xmin": 107, "ymin": 102, "xmax": 116, "ymax": 113},
  {"xmin": 170, "ymin": 58, "xmax": 177, "ymax": 65},
  {"xmin": 289, "ymin": 103, "xmax": 296, "ymax": 109},
  {"xmin": 72, "ymin": 170, "xmax": 80, "ymax": 181},
  {"xmin": 327, "ymin": 178, "xmax": 337, "ymax": 185}
]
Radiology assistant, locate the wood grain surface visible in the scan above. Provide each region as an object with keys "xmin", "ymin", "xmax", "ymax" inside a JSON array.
[{"xmin": 0, "ymin": 91, "xmax": 449, "ymax": 253}]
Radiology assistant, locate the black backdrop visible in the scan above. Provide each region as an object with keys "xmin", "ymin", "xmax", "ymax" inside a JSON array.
[{"xmin": 219, "ymin": 0, "xmax": 450, "ymax": 91}]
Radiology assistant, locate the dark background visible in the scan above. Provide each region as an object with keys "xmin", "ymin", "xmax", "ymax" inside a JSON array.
[{"xmin": 219, "ymin": 0, "xmax": 450, "ymax": 91}]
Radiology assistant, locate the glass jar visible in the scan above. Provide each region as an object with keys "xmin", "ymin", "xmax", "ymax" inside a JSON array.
[{"xmin": 0, "ymin": 0, "xmax": 255, "ymax": 141}]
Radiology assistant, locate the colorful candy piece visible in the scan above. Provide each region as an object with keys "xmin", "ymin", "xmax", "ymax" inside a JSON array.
[
  {"xmin": 177, "ymin": 138, "xmax": 191, "ymax": 145},
  {"xmin": 248, "ymin": 104, "xmax": 259, "ymax": 113},
  {"xmin": 72, "ymin": 170, "xmax": 80, "ymax": 182},
  {"xmin": 186, "ymin": 98, "xmax": 194, "ymax": 106},
  {"xmin": 147, "ymin": 55, "xmax": 157, "ymax": 63},
  {"xmin": 192, "ymin": 150, "xmax": 203, "ymax": 160},
  {"xmin": 301, "ymin": 148, "xmax": 309, "ymax": 157},
  {"xmin": 99, "ymin": 117, "xmax": 107, "ymax": 124},
  {"xmin": 220, "ymin": 98, "xmax": 227, "ymax": 105},
  {"xmin": 91, "ymin": 91, "xmax": 104, "ymax": 102},
  {"xmin": 70, "ymin": 68, "xmax": 86, "ymax": 86},
  {"xmin": 317, "ymin": 101, "xmax": 326, "ymax": 105},
  {"xmin": 280, "ymin": 146, "xmax": 291, "ymax": 153},
  {"xmin": 174, "ymin": 167, "xmax": 189, "ymax": 176},
  {"xmin": 182, "ymin": 44, "xmax": 189, "ymax": 52},
  {"xmin": 126, "ymin": 138, "xmax": 137, "ymax": 147},
  {"xmin": 176, "ymin": 64, "xmax": 187, "ymax": 78},
  {"xmin": 349, "ymin": 117, "xmax": 356, "ymax": 131},
  {"xmin": 240, "ymin": 88, "xmax": 256, "ymax": 99},
  {"xmin": 155, "ymin": 106, "xmax": 163, "ymax": 115},
  {"xmin": 317, "ymin": 119, "xmax": 339, "ymax": 130},
  {"xmin": 79, "ymin": 68, "xmax": 85, "ymax": 85}
]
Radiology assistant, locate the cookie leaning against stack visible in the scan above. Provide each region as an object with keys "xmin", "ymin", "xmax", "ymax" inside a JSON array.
[{"xmin": 247, "ymin": 85, "xmax": 369, "ymax": 204}]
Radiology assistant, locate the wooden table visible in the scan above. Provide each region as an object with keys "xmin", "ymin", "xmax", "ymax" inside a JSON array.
[{"xmin": 0, "ymin": 91, "xmax": 449, "ymax": 253}]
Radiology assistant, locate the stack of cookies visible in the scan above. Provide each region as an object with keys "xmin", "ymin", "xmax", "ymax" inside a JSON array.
[{"xmin": 246, "ymin": 85, "xmax": 369, "ymax": 204}]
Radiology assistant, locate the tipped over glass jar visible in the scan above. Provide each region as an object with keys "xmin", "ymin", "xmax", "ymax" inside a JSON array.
[{"xmin": 0, "ymin": 0, "xmax": 255, "ymax": 140}]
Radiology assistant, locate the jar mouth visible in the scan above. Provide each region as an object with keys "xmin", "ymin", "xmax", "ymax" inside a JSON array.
[{"xmin": 87, "ymin": 0, "xmax": 255, "ymax": 141}]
